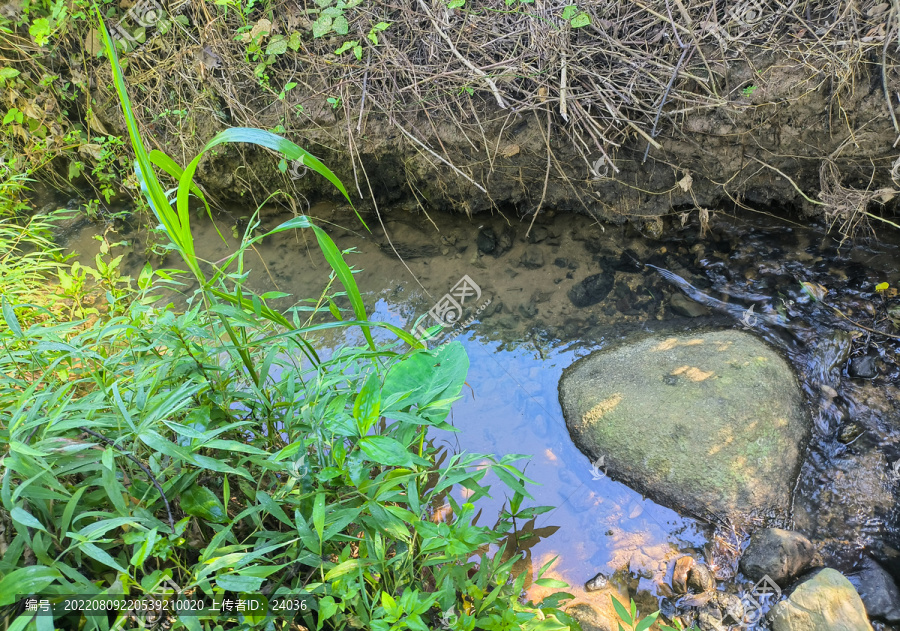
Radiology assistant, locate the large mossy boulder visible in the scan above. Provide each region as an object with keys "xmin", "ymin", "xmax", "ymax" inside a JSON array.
[{"xmin": 559, "ymin": 330, "xmax": 809, "ymax": 522}]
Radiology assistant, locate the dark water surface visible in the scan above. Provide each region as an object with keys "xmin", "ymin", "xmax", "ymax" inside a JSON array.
[{"xmin": 64, "ymin": 203, "xmax": 900, "ymax": 618}]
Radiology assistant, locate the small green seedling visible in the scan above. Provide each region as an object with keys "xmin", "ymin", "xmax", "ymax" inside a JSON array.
[
  {"xmin": 742, "ymin": 85, "xmax": 758, "ymax": 97},
  {"xmin": 562, "ymin": 5, "xmax": 591, "ymax": 28}
]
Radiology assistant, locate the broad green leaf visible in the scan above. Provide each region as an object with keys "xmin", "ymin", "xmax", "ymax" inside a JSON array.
[
  {"xmin": 266, "ymin": 35, "xmax": 288, "ymax": 54},
  {"xmin": 181, "ymin": 485, "xmax": 227, "ymax": 523},
  {"xmin": 332, "ymin": 15, "xmax": 349, "ymax": 35},
  {"xmin": 216, "ymin": 573, "xmax": 264, "ymax": 592},
  {"xmin": 2, "ymin": 297, "xmax": 23, "ymax": 336},
  {"xmin": 611, "ymin": 596, "xmax": 632, "ymax": 627},
  {"xmin": 381, "ymin": 342, "xmax": 468, "ymax": 415},
  {"xmin": 534, "ymin": 578, "xmax": 569, "ymax": 588},
  {"xmin": 635, "ymin": 611, "xmax": 660, "ymax": 631},
  {"xmin": 10, "ymin": 441, "xmax": 48, "ymax": 457},
  {"xmin": 80, "ymin": 542, "xmax": 128, "ymax": 573},
  {"xmin": 353, "ymin": 373, "xmax": 381, "ymax": 434},
  {"xmin": 358, "ymin": 436, "xmax": 430, "ymax": 468},
  {"xmin": 324, "ymin": 559, "xmax": 361, "ymax": 581},
  {"xmin": 11, "ymin": 506, "xmax": 48, "ymax": 533},
  {"xmin": 570, "ymin": 12, "xmax": 590, "ymax": 27},
  {"xmin": 255, "ymin": 491, "xmax": 293, "ymax": 528},
  {"xmin": 312, "ymin": 492, "xmax": 325, "ymax": 543},
  {"xmin": 0, "ymin": 566, "xmax": 61, "ymax": 606}
]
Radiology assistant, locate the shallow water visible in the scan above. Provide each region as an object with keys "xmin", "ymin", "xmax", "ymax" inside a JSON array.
[{"xmin": 63, "ymin": 203, "xmax": 900, "ymax": 620}]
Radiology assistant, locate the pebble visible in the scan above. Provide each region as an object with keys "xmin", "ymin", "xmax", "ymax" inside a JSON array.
[
  {"xmin": 848, "ymin": 355, "xmax": 877, "ymax": 379},
  {"xmin": 837, "ymin": 422, "xmax": 864, "ymax": 444},
  {"xmin": 688, "ymin": 564, "xmax": 717, "ymax": 592},
  {"xmin": 673, "ymin": 556, "xmax": 695, "ymax": 594},
  {"xmin": 584, "ymin": 571, "xmax": 608, "ymax": 592}
]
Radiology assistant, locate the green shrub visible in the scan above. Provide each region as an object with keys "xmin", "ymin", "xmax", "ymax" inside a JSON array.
[{"xmin": 0, "ymin": 12, "xmax": 577, "ymax": 631}]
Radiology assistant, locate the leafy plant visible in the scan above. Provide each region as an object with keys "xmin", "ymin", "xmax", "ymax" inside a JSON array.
[
  {"xmin": 561, "ymin": 5, "xmax": 591, "ymax": 28},
  {"xmin": 612, "ymin": 596, "xmax": 659, "ymax": 631},
  {"xmin": 742, "ymin": 85, "xmax": 758, "ymax": 97},
  {"xmin": 310, "ymin": 0, "xmax": 362, "ymax": 38},
  {"xmin": 0, "ymin": 11, "xmax": 578, "ymax": 631}
]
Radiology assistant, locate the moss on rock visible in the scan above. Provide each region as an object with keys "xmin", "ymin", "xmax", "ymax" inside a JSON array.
[{"xmin": 559, "ymin": 330, "xmax": 809, "ymax": 523}]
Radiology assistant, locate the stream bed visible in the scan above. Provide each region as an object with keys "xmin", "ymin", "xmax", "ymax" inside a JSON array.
[{"xmin": 62, "ymin": 203, "xmax": 900, "ymax": 626}]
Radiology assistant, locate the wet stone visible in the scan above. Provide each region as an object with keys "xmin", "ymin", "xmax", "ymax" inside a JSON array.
[
  {"xmin": 527, "ymin": 226, "xmax": 549, "ymax": 243},
  {"xmin": 568, "ymin": 273, "xmax": 615, "ymax": 308},
  {"xmin": 520, "ymin": 249, "xmax": 544, "ymax": 269},
  {"xmin": 687, "ymin": 564, "xmax": 717, "ymax": 592},
  {"xmin": 559, "ymin": 331, "xmax": 810, "ymax": 522},
  {"xmin": 673, "ymin": 556, "xmax": 695, "ymax": 594},
  {"xmin": 848, "ymin": 355, "xmax": 878, "ymax": 379},
  {"xmin": 770, "ymin": 569, "xmax": 873, "ymax": 631},
  {"xmin": 739, "ymin": 528, "xmax": 819, "ymax": 587},
  {"xmin": 670, "ymin": 293, "xmax": 710, "ymax": 317},
  {"xmin": 837, "ymin": 422, "xmax": 864, "ymax": 444},
  {"xmin": 853, "ymin": 557, "xmax": 900, "ymax": 623},
  {"xmin": 584, "ymin": 571, "xmax": 608, "ymax": 592},
  {"xmin": 477, "ymin": 228, "xmax": 497, "ymax": 254}
]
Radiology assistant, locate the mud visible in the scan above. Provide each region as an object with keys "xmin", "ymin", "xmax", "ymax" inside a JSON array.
[{"xmin": 90, "ymin": 50, "xmax": 900, "ymax": 227}]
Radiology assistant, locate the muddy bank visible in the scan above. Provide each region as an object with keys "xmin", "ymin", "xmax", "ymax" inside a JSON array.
[{"xmin": 87, "ymin": 48, "xmax": 900, "ymax": 230}]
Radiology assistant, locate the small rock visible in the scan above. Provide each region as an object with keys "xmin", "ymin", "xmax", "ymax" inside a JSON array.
[
  {"xmin": 568, "ymin": 273, "xmax": 614, "ymax": 308},
  {"xmin": 714, "ymin": 592, "xmax": 744, "ymax": 624},
  {"xmin": 518, "ymin": 303, "xmax": 538, "ymax": 318},
  {"xmin": 659, "ymin": 597, "xmax": 677, "ymax": 620},
  {"xmin": 853, "ymin": 558, "xmax": 900, "ymax": 623},
  {"xmin": 639, "ymin": 216, "xmax": 665, "ymax": 239},
  {"xmin": 837, "ymin": 422, "xmax": 864, "ymax": 444},
  {"xmin": 477, "ymin": 228, "xmax": 497, "ymax": 254},
  {"xmin": 554, "ymin": 258, "xmax": 569, "ymax": 268},
  {"xmin": 584, "ymin": 571, "xmax": 609, "ymax": 592},
  {"xmin": 770, "ymin": 568, "xmax": 873, "ymax": 631},
  {"xmin": 527, "ymin": 226, "xmax": 549, "ymax": 243},
  {"xmin": 670, "ymin": 293, "xmax": 710, "ymax": 317},
  {"xmin": 697, "ymin": 610, "xmax": 726, "ymax": 631},
  {"xmin": 673, "ymin": 556, "xmax": 695, "ymax": 594},
  {"xmin": 740, "ymin": 528, "xmax": 819, "ymax": 587},
  {"xmin": 848, "ymin": 356, "xmax": 878, "ymax": 379},
  {"xmin": 520, "ymin": 249, "xmax": 544, "ymax": 269},
  {"xmin": 688, "ymin": 564, "xmax": 717, "ymax": 592},
  {"xmin": 567, "ymin": 600, "xmax": 624, "ymax": 631},
  {"xmin": 497, "ymin": 230, "xmax": 513, "ymax": 253}
]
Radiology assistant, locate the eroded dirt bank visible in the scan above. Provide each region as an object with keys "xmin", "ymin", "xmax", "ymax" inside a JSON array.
[{"xmin": 91, "ymin": 47, "xmax": 900, "ymax": 232}]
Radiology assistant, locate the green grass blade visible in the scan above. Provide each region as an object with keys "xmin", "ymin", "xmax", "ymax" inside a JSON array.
[
  {"xmin": 310, "ymin": 225, "xmax": 375, "ymax": 350},
  {"xmin": 96, "ymin": 13, "xmax": 202, "ymax": 282},
  {"xmin": 148, "ymin": 149, "xmax": 228, "ymax": 246}
]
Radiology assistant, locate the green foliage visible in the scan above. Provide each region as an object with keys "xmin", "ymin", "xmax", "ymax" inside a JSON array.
[
  {"xmin": 0, "ymin": 212, "xmax": 63, "ymax": 305},
  {"xmin": 611, "ymin": 595, "xmax": 699, "ymax": 631},
  {"xmin": 561, "ymin": 5, "xmax": 591, "ymax": 28},
  {"xmin": 0, "ymin": 12, "xmax": 578, "ymax": 631},
  {"xmin": 611, "ymin": 597, "xmax": 659, "ymax": 631},
  {"xmin": 310, "ymin": 0, "xmax": 362, "ymax": 38}
]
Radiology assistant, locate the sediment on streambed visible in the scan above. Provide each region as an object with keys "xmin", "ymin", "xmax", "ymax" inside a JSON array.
[{"xmin": 4, "ymin": 0, "xmax": 900, "ymax": 237}]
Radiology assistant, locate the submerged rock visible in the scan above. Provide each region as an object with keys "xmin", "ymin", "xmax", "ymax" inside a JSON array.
[
  {"xmin": 740, "ymin": 528, "xmax": 820, "ymax": 587},
  {"xmin": 559, "ymin": 330, "xmax": 809, "ymax": 522},
  {"xmin": 568, "ymin": 273, "xmax": 615, "ymax": 308},
  {"xmin": 687, "ymin": 564, "xmax": 717, "ymax": 592},
  {"xmin": 670, "ymin": 293, "xmax": 710, "ymax": 317},
  {"xmin": 584, "ymin": 571, "xmax": 609, "ymax": 592},
  {"xmin": 848, "ymin": 355, "xmax": 878, "ymax": 379},
  {"xmin": 520, "ymin": 249, "xmax": 544, "ymax": 269},
  {"xmin": 853, "ymin": 558, "xmax": 900, "ymax": 623},
  {"xmin": 769, "ymin": 568, "xmax": 873, "ymax": 631}
]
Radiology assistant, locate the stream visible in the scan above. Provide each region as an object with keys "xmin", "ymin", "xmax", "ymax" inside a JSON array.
[{"xmin": 61, "ymin": 202, "xmax": 900, "ymax": 625}]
